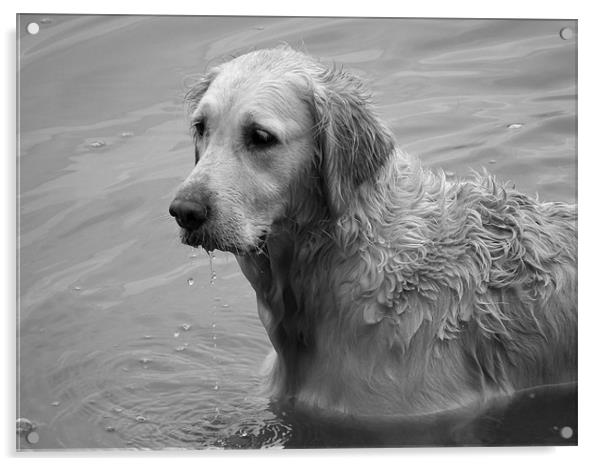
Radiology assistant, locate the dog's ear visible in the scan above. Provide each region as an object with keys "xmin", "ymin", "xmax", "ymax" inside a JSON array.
[
  {"xmin": 186, "ymin": 70, "xmax": 219, "ymax": 164},
  {"xmin": 311, "ymin": 67, "xmax": 395, "ymax": 218},
  {"xmin": 185, "ymin": 69, "xmax": 219, "ymax": 114}
]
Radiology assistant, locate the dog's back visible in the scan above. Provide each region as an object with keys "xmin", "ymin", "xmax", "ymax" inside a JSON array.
[
  {"xmin": 257, "ymin": 161, "xmax": 577, "ymax": 416},
  {"xmin": 438, "ymin": 174, "xmax": 577, "ymax": 393}
]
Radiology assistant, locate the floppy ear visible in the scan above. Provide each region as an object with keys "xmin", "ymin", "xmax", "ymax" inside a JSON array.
[
  {"xmin": 312, "ymin": 67, "xmax": 395, "ymax": 218},
  {"xmin": 185, "ymin": 70, "xmax": 219, "ymax": 164},
  {"xmin": 185, "ymin": 68, "xmax": 219, "ymax": 114}
]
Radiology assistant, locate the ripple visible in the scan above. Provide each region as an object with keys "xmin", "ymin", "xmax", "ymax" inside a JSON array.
[
  {"xmin": 41, "ymin": 340, "xmax": 278, "ymax": 448},
  {"xmin": 87, "ymin": 140, "xmax": 106, "ymax": 149}
]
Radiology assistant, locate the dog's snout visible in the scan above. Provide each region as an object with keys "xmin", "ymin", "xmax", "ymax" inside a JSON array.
[{"xmin": 169, "ymin": 199, "xmax": 209, "ymax": 230}]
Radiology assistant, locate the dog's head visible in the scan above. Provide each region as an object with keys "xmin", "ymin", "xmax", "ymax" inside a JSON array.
[{"xmin": 169, "ymin": 47, "xmax": 394, "ymax": 254}]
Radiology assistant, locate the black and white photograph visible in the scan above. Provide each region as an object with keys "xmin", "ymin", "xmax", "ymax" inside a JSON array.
[{"xmin": 15, "ymin": 13, "xmax": 578, "ymax": 451}]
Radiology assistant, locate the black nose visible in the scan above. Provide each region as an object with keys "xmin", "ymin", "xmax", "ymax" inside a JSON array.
[{"xmin": 169, "ymin": 199, "xmax": 209, "ymax": 230}]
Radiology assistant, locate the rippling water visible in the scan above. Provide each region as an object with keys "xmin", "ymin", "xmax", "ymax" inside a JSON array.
[{"xmin": 17, "ymin": 15, "xmax": 577, "ymax": 450}]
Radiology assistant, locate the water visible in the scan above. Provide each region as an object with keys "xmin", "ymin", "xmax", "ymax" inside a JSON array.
[{"xmin": 17, "ymin": 16, "xmax": 576, "ymax": 449}]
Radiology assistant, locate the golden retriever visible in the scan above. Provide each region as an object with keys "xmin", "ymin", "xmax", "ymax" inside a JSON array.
[{"xmin": 169, "ymin": 47, "xmax": 577, "ymax": 417}]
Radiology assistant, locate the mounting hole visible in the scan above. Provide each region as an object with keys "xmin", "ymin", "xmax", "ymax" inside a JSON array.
[
  {"xmin": 559, "ymin": 27, "xmax": 574, "ymax": 40},
  {"xmin": 27, "ymin": 22, "xmax": 40, "ymax": 35}
]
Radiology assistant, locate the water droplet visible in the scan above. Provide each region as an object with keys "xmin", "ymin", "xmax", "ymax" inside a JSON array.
[
  {"xmin": 175, "ymin": 345, "xmax": 186, "ymax": 352},
  {"xmin": 507, "ymin": 123, "xmax": 524, "ymax": 129},
  {"xmin": 73, "ymin": 286, "xmax": 82, "ymax": 291},
  {"xmin": 214, "ymin": 384, "xmax": 219, "ymax": 391},
  {"xmin": 180, "ymin": 323, "xmax": 191, "ymax": 331},
  {"xmin": 560, "ymin": 27, "xmax": 574, "ymax": 40},
  {"xmin": 139, "ymin": 358, "xmax": 152, "ymax": 364},
  {"xmin": 187, "ymin": 277, "xmax": 194, "ymax": 286},
  {"xmin": 26, "ymin": 431, "xmax": 40, "ymax": 444},
  {"xmin": 174, "ymin": 332, "xmax": 180, "ymax": 338},
  {"xmin": 112, "ymin": 407, "xmax": 123, "ymax": 413},
  {"xmin": 135, "ymin": 416, "xmax": 146, "ymax": 423},
  {"xmin": 528, "ymin": 392, "xmax": 535, "ymax": 399},
  {"xmin": 560, "ymin": 426, "xmax": 573, "ymax": 439},
  {"xmin": 120, "ymin": 131, "xmax": 134, "ymax": 138},
  {"xmin": 88, "ymin": 140, "xmax": 106, "ymax": 148},
  {"xmin": 105, "ymin": 426, "xmax": 116, "ymax": 432},
  {"xmin": 221, "ymin": 304, "xmax": 230, "ymax": 309},
  {"xmin": 211, "ymin": 322, "xmax": 216, "ymax": 329},
  {"xmin": 241, "ymin": 431, "xmax": 249, "ymax": 437},
  {"xmin": 50, "ymin": 401, "xmax": 60, "ymax": 407},
  {"xmin": 40, "ymin": 17, "xmax": 52, "ymax": 24},
  {"xmin": 143, "ymin": 335, "xmax": 152, "ymax": 339},
  {"xmin": 212, "ymin": 335, "xmax": 217, "ymax": 340}
]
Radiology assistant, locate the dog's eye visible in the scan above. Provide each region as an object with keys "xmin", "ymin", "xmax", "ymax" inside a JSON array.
[
  {"xmin": 248, "ymin": 128, "xmax": 278, "ymax": 148},
  {"xmin": 193, "ymin": 120, "xmax": 206, "ymax": 138}
]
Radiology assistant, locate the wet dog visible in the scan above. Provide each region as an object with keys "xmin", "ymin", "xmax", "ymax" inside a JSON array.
[{"xmin": 169, "ymin": 47, "xmax": 577, "ymax": 416}]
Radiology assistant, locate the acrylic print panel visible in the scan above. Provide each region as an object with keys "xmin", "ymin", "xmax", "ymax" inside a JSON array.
[{"xmin": 16, "ymin": 15, "xmax": 577, "ymax": 450}]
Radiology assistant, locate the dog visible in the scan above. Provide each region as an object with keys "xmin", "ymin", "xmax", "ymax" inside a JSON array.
[{"xmin": 169, "ymin": 47, "xmax": 577, "ymax": 417}]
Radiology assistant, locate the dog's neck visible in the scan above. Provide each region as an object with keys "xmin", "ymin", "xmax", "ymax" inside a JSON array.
[
  {"xmin": 236, "ymin": 153, "xmax": 462, "ymax": 408},
  {"xmin": 242, "ymin": 152, "xmax": 436, "ymax": 328}
]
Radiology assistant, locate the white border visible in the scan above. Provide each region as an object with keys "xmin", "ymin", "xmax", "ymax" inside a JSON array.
[{"xmin": 3, "ymin": 1, "xmax": 600, "ymax": 465}]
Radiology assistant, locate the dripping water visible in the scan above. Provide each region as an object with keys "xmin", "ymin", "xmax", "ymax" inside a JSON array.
[
  {"xmin": 209, "ymin": 251, "xmax": 217, "ymax": 287},
  {"xmin": 187, "ymin": 247, "xmax": 198, "ymax": 286},
  {"xmin": 208, "ymin": 251, "xmax": 221, "ymax": 424}
]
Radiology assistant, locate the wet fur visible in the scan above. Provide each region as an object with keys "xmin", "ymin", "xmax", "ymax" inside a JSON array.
[{"xmin": 181, "ymin": 47, "xmax": 577, "ymax": 416}]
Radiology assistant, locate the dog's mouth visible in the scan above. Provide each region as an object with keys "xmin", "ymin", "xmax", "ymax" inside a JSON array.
[
  {"xmin": 179, "ymin": 228, "xmax": 268, "ymax": 256},
  {"xmin": 179, "ymin": 228, "xmax": 217, "ymax": 251}
]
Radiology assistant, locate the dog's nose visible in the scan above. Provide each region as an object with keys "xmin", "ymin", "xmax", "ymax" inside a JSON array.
[{"xmin": 169, "ymin": 199, "xmax": 209, "ymax": 230}]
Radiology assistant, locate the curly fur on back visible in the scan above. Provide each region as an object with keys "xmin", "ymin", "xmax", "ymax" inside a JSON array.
[{"xmin": 185, "ymin": 47, "xmax": 577, "ymax": 417}]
